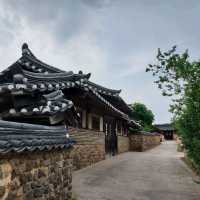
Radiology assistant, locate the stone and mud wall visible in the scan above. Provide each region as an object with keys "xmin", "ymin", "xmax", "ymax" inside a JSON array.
[
  {"xmin": 0, "ymin": 129, "xmax": 162, "ymax": 200},
  {"xmin": 118, "ymin": 136, "xmax": 130, "ymax": 154},
  {"xmin": 129, "ymin": 133, "xmax": 161, "ymax": 152},
  {"xmin": 0, "ymin": 149, "xmax": 73, "ymax": 200},
  {"xmin": 69, "ymin": 127, "xmax": 105, "ymax": 170}
]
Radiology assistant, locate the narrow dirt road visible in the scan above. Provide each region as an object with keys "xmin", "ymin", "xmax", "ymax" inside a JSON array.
[{"xmin": 73, "ymin": 141, "xmax": 200, "ymax": 200}]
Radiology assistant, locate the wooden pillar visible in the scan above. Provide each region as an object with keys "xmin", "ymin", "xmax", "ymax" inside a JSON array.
[{"xmin": 82, "ymin": 110, "xmax": 87, "ymax": 128}]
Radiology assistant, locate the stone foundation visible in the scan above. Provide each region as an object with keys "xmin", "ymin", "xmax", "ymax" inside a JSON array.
[
  {"xmin": 69, "ymin": 127, "xmax": 105, "ymax": 170},
  {"xmin": 0, "ymin": 149, "xmax": 73, "ymax": 200},
  {"xmin": 118, "ymin": 136, "xmax": 130, "ymax": 154},
  {"xmin": 129, "ymin": 133, "xmax": 161, "ymax": 152}
]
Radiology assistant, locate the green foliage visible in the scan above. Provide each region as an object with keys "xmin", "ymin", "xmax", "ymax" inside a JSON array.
[
  {"xmin": 130, "ymin": 102, "xmax": 154, "ymax": 131},
  {"xmin": 69, "ymin": 197, "xmax": 77, "ymax": 200},
  {"xmin": 143, "ymin": 124, "xmax": 154, "ymax": 132},
  {"xmin": 146, "ymin": 46, "xmax": 200, "ymax": 167}
]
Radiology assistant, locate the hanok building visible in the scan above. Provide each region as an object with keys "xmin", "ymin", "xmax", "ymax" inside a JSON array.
[
  {"xmin": 154, "ymin": 123, "xmax": 176, "ymax": 140},
  {"xmin": 0, "ymin": 43, "xmax": 139, "ymax": 155}
]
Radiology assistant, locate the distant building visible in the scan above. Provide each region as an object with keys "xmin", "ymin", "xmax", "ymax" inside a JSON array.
[{"xmin": 154, "ymin": 123, "xmax": 176, "ymax": 140}]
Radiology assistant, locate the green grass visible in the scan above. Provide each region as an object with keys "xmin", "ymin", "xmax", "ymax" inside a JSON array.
[
  {"xmin": 69, "ymin": 196, "xmax": 77, "ymax": 200},
  {"xmin": 182, "ymin": 156, "xmax": 200, "ymax": 177},
  {"xmin": 193, "ymin": 179, "xmax": 200, "ymax": 184}
]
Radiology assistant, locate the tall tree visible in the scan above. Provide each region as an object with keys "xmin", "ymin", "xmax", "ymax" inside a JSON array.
[
  {"xmin": 130, "ymin": 102, "xmax": 154, "ymax": 131},
  {"xmin": 146, "ymin": 46, "xmax": 200, "ymax": 167}
]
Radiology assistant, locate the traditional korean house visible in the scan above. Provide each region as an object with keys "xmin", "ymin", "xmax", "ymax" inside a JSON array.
[
  {"xmin": 0, "ymin": 43, "xmax": 139, "ymax": 156},
  {"xmin": 154, "ymin": 123, "xmax": 176, "ymax": 140}
]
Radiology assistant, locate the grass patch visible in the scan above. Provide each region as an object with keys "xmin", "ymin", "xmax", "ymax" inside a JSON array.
[
  {"xmin": 193, "ymin": 179, "xmax": 200, "ymax": 184},
  {"xmin": 182, "ymin": 156, "xmax": 200, "ymax": 178},
  {"xmin": 69, "ymin": 198, "xmax": 77, "ymax": 200},
  {"xmin": 69, "ymin": 194, "xmax": 77, "ymax": 200}
]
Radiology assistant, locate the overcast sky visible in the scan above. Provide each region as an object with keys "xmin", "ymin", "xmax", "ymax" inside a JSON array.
[{"xmin": 0, "ymin": 0, "xmax": 200, "ymax": 123}]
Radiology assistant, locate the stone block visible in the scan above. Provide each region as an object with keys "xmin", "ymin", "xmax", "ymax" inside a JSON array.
[
  {"xmin": 5, "ymin": 191, "xmax": 17, "ymax": 200},
  {"xmin": 10, "ymin": 177, "xmax": 21, "ymax": 191},
  {"xmin": 24, "ymin": 190, "xmax": 33, "ymax": 199},
  {"xmin": 0, "ymin": 167, "xmax": 3, "ymax": 180},
  {"xmin": 38, "ymin": 168, "xmax": 48, "ymax": 179},
  {"xmin": 0, "ymin": 186, "xmax": 5, "ymax": 198}
]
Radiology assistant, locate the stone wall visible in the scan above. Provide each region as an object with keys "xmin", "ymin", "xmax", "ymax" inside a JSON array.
[
  {"xmin": 173, "ymin": 133, "xmax": 178, "ymax": 140},
  {"xmin": 69, "ymin": 127, "xmax": 105, "ymax": 170},
  {"xmin": 0, "ymin": 149, "xmax": 73, "ymax": 200},
  {"xmin": 70, "ymin": 144, "xmax": 105, "ymax": 170},
  {"xmin": 129, "ymin": 133, "xmax": 161, "ymax": 152},
  {"xmin": 118, "ymin": 136, "xmax": 130, "ymax": 154}
]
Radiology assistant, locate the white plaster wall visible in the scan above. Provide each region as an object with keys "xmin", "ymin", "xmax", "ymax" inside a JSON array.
[
  {"xmin": 88, "ymin": 113, "xmax": 92, "ymax": 129},
  {"xmin": 100, "ymin": 117, "xmax": 103, "ymax": 132}
]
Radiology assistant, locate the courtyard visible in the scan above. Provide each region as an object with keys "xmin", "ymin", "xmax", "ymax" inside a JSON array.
[{"xmin": 73, "ymin": 141, "xmax": 200, "ymax": 200}]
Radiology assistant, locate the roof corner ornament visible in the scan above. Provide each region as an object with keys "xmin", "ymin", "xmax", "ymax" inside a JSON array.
[
  {"xmin": 86, "ymin": 73, "xmax": 91, "ymax": 79},
  {"xmin": 22, "ymin": 43, "xmax": 28, "ymax": 50},
  {"xmin": 22, "ymin": 43, "xmax": 30, "ymax": 55}
]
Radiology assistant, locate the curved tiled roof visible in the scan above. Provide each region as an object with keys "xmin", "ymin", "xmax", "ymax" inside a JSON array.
[
  {"xmin": 20, "ymin": 43, "xmax": 120, "ymax": 96},
  {"xmin": 154, "ymin": 123, "xmax": 175, "ymax": 131},
  {"xmin": 21, "ymin": 67, "xmax": 90, "ymax": 82},
  {"xmin": 87, "ymin": 81, "xmax": 121, "ymax": 96},
  {"xmin": 0, "ymin": 120, "xmax": 75, "ymax": 154},
  {"xmin": 0, "ymin": 43, "xmax": 138, "ymax": 126},
  {"xmin": 2, "ymin": 90, "xmax": 74, "ymax": 118},
  {"xmin": 21, "ymin": 43, "xmax": 66, "ymax": 73},
  {"xmin": 0, "ymin": 43, "xmax": 121, "ymax": 98}
]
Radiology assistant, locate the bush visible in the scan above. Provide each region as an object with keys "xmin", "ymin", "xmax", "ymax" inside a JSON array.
[
  {"xmin": 146, "ymin": 46, "xmax": 200, "ymax": 169},
  {"xmin": 129, "ymin": 102, "xmax": 154, "ymax": 131}
]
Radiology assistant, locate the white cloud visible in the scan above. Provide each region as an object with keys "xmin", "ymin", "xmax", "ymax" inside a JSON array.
[{"xmin": 1, "ymin": 0, "xmax": 200, "ymax": 123}]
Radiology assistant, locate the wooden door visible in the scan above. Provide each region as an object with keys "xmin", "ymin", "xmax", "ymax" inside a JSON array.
[{"xmin": 104, "ymin": 117, "xmax": 118, "ymax": 155}]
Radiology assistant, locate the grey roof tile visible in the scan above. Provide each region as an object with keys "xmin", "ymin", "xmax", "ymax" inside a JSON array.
[{"xmin": 0, "ymin": 120, "xmax": 75, "ymax": 154}]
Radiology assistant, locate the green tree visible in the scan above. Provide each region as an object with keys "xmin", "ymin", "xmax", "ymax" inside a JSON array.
[
  {"xmin": 146, "ymin": 46, "xmax": 200, "ymax": 167},
  {"xmin": 130, "ymin": 102, "xmax": 154, "ymax": 131}
]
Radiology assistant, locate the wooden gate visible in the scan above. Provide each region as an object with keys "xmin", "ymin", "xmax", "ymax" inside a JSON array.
[{"xmin": 104, "ymin": 116, "xmax": 118, "ymax": 155}]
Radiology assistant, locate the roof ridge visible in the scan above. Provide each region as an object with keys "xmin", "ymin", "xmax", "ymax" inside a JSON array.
[
  {"xmin": 88, "ymin": 81, "xmax": 121, "ymax": 95},
  {"xmin": 22, "ymin": 43, "xmax": 37, "ymax": 59},
  {"xmin": 21, "ymin": 43, "xmax": 66, "ymax": 73},
  {"xmin": 22, "ymin": 69, "xmax": 74, "ymax": 78}
]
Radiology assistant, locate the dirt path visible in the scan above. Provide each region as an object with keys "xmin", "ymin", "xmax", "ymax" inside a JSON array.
[{"xmin": 73, "ymin": 141, "xmax": 200, "ymax": 200}]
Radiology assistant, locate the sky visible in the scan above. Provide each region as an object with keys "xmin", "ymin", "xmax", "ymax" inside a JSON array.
[{"xmin": 0, "ymin": 0, "xmax": 200, "ymax": 123}]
